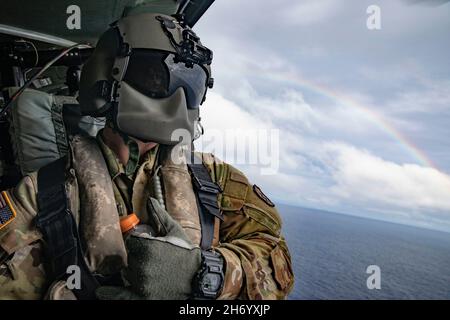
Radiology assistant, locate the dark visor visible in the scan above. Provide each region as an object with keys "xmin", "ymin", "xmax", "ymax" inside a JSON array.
[{"xmin": 123, "ymin": 49, "xmax": 208, "ymax": 109}]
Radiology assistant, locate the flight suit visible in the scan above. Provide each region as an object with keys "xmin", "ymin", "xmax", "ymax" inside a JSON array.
[{"xmin": 0, "ymin": 133, "xmax": 294, "ymax": 300}]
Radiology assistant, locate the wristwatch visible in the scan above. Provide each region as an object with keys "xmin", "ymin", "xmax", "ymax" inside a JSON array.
[{"xmin": 192, "ymin": 250, "xmax": 224, "ymax": 299}]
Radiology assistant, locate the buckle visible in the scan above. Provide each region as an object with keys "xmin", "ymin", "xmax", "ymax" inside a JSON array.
[
  {"xmin": 99, "ymin": 80, "xmax": 119, "ymax": 103},
  {"xmin": 192, "ymin": 175, "xmax": 222, "ymax": 194}
]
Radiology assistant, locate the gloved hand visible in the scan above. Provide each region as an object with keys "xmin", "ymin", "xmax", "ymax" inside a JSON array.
[{"xmin": 96, "ymin": 197, "xmax": 201, "ymax": 300}]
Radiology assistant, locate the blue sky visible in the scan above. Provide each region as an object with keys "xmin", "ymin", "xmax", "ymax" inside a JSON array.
[{"xmin": 194, "ymin": 0, "xmax": 450, "ymax": 232}]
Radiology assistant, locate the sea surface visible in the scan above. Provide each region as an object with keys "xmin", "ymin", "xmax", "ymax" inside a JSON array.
[{"xmin": 279, "ymin": 204, "xmax": 450, "ymax": 299}]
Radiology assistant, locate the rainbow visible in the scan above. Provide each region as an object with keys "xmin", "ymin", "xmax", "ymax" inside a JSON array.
[{"xmin": 252, "ymin": 68, "xmax": 440, "ymax": 171}]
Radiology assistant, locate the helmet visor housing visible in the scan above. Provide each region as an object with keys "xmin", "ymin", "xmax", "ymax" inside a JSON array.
[{"xmin": 123, "ymin": 49, "xmax": 208, "ymax": 109}]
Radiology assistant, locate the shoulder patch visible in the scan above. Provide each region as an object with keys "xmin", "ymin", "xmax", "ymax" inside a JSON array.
[
  {"xmin": 252, "ymin": 184, "xmax": 275, "ymax": 207},
  {"xmin": 0, "ymin": 191, "xmax": 17, "ymax": 230}
]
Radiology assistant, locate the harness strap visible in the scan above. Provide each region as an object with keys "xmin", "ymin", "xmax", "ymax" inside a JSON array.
[
  {"xmin": 187, "ymin": 155, "xmax": 222, "ymax": 250},
  {"xmin": 36, "ymin": 157, "xmax": 99, "ymax": 300}
]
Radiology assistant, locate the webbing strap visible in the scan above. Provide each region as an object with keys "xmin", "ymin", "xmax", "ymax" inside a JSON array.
[
  {"xmin": 36, "ymin": 157, "xmax": 99, "ymax": 300},
  {"xmin": 188, "ymin": 155, "xmax": 222, "ymax": 250},
  {"xmin": 51, "ymin": 96, "xmax": 70, "ymax": 156}
]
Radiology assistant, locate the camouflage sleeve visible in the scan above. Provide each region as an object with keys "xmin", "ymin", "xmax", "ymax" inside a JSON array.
[
  {"xmin": 201, "ymin": 153, "xmax": 294, "ymax": 300},
  {"xmin": 0, "ymin": 172, "xmax": 48, "ymax": 299}
]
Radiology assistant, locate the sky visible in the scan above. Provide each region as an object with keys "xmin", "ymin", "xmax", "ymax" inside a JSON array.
[{"xmin": 193, "ymin": 0, "xmax": 450, "ymax": 233}]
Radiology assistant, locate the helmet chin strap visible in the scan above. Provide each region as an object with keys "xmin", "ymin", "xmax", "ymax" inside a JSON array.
[
  {"xmin": 120, "ymin": 133, "xmax": 140, "ymax": 177},
  {"xmin": 193, "ymin": 117, "xmax": 204, "ymax": 141}
]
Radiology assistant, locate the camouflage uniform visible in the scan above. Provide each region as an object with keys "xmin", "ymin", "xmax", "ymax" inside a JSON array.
[{"xmin": 0, "ymin": 132, "xmax": 294, "ymax": 300}]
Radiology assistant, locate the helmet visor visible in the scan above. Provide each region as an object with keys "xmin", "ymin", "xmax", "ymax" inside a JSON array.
[{"xmin": 123, "ymin": 49, "xmax": 208, "ymax": 109}]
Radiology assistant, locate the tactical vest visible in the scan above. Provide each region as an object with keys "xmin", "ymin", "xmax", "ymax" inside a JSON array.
[
  {"xmin": 36, "ymin": 135, "xmax": 223, "ymax": 299},
  {"xmin": 0, "ymin": 87, "xmax": 223, "ymax": 299}
]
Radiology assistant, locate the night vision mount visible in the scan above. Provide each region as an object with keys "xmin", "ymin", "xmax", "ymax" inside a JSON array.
[{"xmin": 157, "ymin": 15, "xmax": 213, "ymax": 69}]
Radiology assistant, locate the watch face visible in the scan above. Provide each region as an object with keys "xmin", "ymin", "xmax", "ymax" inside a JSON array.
[{"xmin": 202, "ymin": 273, "xmax": 222, "ymax": 293}]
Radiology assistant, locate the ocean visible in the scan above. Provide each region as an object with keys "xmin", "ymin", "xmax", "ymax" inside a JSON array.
[{"xmin": 279, "ymin": 204, "xmax": 450, "ymax": 300}]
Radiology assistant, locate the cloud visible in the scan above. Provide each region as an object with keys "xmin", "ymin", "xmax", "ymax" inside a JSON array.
[
  {"xmin": 405, "ymin": 0, "xmax": 450, "ymax": 6},
  {"xmin": 280, "ymin": 0, "xmax": 342, "ymax": 26},
  {"xmin": 196, "ymin": 91, "xmax": 303, "ymax": 173},
  {"xmin": 387, "ymin": 80, "xmax": 450, "ymax": 115},
  {"xmin": 197, "ymin": 91, "xmax": 450, "ymax": 232},
  {"xmin": 318, "ymin": 142, "xmax": 450, "ymax": 232},
  {"xmin": 322, "ymin": 143, "xmax": 450, "ymax": 211},
  {"xmin": 194, "ymin": 0, "xmax": 450, "ymax": 232}
]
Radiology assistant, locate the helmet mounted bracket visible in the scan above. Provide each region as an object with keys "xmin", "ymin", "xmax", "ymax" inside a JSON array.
[{"xmin": 156, "ymin": 15, "xmax": 213, "ymax": 69}]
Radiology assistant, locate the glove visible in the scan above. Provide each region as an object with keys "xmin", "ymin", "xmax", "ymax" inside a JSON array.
[{"xmin": 96, "ymin": 197, "xmax": 201, "ymax": 300}]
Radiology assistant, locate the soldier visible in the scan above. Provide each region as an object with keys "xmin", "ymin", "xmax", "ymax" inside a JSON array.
[{"xmin": 0, "ymin": 12, "xmax": 294, "ymax": 300}]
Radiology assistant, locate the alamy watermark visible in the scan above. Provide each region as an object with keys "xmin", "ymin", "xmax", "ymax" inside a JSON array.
[
  {"xmin": 66, "ymin": 5, "xmax": 81, "ymax": 30},
  {"xmin": 366, "ymin": 265, "xmax": 381, "ymax": 290},
  {"xmin": 66, "ymin": 265, "xmax": 81, "ymax": 290},
  {"xmin": 171, "ymin": 128, "xmax": 280, "ymax": 175},
  {"xmin": 367, "ymin": 5, "xmax": 382, "ymax": 30}
]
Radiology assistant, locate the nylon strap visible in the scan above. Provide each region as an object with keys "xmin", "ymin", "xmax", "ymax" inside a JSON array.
[
  {"xmin": 114, "ymin": 130, "xmax": 140, "ymax": 177},
  {"xmin": 36, "ymin": 157, "xmax": 99, "ymax": 300},
  {"xmin": 51, "ymin": 96, "xmax": 69, "ymax": 157},
  {"xmin": 187, "ymin": 154, "xmax": 222, "ymax": 250}
]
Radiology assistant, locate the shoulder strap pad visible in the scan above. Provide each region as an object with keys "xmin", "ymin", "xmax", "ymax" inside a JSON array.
[
  {"xmin": 36, "ymin": 156, "xmax": 98, "ymax": 300},
  {"xmin": 187, "ymin": 154, "xmax": 222, "ymax": 250}
]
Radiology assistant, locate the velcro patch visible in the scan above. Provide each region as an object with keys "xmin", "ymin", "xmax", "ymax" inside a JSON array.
[
  {"xmin": 253, "ymin": 184, "xmax": 275, "ymax": 207},
  {"xmin": 0, "ymin": 191, "xmax": 16, "ymax": 230}
]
